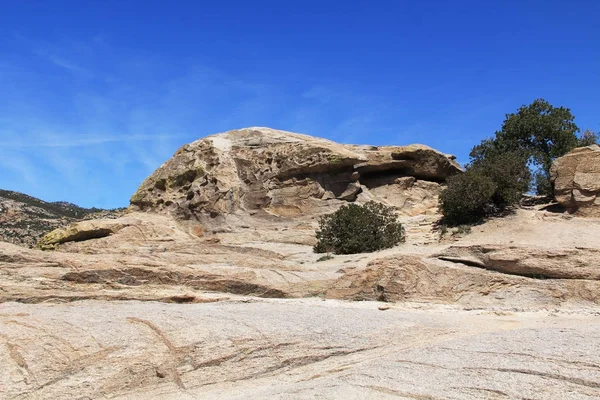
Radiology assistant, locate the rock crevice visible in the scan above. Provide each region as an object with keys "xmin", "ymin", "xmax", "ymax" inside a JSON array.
[{"xmin": 129, "ymin": 127, "xmax": 462, "ymax": 221}]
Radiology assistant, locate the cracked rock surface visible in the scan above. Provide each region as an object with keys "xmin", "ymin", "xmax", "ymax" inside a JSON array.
[
  {"xmin": 1, "ymin": 299, "xmax": 600, "ymax": 399},
  {"xmin": 2, "ymin": 207, "xmax": 600, "ymax": 399}
]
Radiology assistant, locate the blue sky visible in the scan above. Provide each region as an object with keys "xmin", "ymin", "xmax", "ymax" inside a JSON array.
[{"xmin": 1, "ymin": 0, "xmax": 599, "ymax": 208}]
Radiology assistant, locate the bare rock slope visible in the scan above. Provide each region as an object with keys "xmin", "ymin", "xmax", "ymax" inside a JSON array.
[{"xmin": 3, "ymin": 128, "xmax": 600, "ymax": 399}]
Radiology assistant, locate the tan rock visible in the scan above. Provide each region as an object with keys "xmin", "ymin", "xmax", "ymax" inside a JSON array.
[
  {"xmin": 390, "ymin": 144, "xmax": 462, "ymax": 180},
  {"xmin": 434, "ymin": 244, "xmax": 600, "ymax": 280},
  {"xmin": 3, "ymin": 299, "xmax": 600, "ymax": 399},
  {"xmin": 551, "ymin": 144, "xmax": 600, "ymax": 214},
  {"xmin": 326, "ymin": 253, "xmax": 600, "ymax": 308},
  {"xmin": 36, "ymin": 219, "xmax": 133, "ymax": 249},
  {"xmin": 129, "ymin": 127, "xmax": 461, "ymax": 223},
  {"xmin": 2, "ymin": 200, "xmax": 600, "ymax": 399},
  {"xmin": 0, "ymin": 189, "xmax": 124, "ymax": 248},
  {"xmin": 337, "ymin": 182, "xmax": 362, "ymax": 201},
  {"xmin": 6, "ymin": 130, "xmax": 600, "ymax": 399}
]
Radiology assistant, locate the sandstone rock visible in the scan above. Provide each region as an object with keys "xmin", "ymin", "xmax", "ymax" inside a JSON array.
[
  {"xmin": 129, "ymin": 127, "xmax": 461, "ymax": 223},
  {"xmin": 6, "ymin": 131, "xmax": 600, "ymax": 400},
  {"xmin": 390, "ymin": 144, "xmax": 462, "ymax": 180},
  {"xmin": 365, "ymin": 177, "xmax": 443, "ymax": 216},
  {"xmin": 326, "ymin": 253, "xmax": 600, "ymax": 308},
  {"xmin": 551, "ymin": 144, "xmax": 600, "ymax": 214},
  {"xmin": 36, "ymin": 219, "xmax": 133, "ymax": 249},
  {"xmin": 1, "ymin": 213, "xmax": 339, "ymax": 303},
  {"xmin": 434, "ymin": 244, "xmax": 600, "ymax": 280},
  {"xmin": 337, "ymin": 182, "xmax": 361, "ymax": 201},
  {"xmin": 3, "ymin": 199, "xmax": 600, "ymax": 398}
]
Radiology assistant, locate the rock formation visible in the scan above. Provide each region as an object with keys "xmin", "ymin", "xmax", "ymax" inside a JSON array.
[
  {"xmin": 129, "ymin": 127, "xmax": 462, "ymax": 223},
  {"xmin": 326, "ymin": 248, "xmax": 600, "ymax": 308},
  {"xmin": 551, "ymin": 144, "xmax": 600, "ymax": 215},
  {"xmin": 3, "ymin": 128, "xmax": 600, "ymax": 399},
  {"xmin": 35, "ymin": 218, "xmax": 136, "ymax": 250}
]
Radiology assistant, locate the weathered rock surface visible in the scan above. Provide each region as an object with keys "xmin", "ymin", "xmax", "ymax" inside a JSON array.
[
  {"xmin": 326, "ymin": 253, "xmax": 600, "ymax": 308},
  {"xmin": 129, "ymin": 127, "xmax": 461, "ymax": 222},
  {"xmin": 0, "ymin": 214, "xmax": 333, "ymax": 303},
  {"xmin": 36, "ymin": 219, "xmax": 134, "ymax": 249},
  {"xmin": 435, "ymin": 244, "xmax": 600, "ymax": 280},
  {"xmin": 551, "ymin": 144, "xmax": 600, "ymax": 214},
  {"xmin": 3, "ymin": 129, "xmax": 600, "ymax": 399},
  {"xmin": 2, "ymin": 204, "xmax": 600, "ymax": 398},
  {"xmin": 2, "ymin": 299, "xmax": 600, "ymax": 400}
]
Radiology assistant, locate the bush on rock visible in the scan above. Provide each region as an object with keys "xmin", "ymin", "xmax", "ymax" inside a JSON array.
[{"xmin": 314, "ymin": 201, "xmax": 404, "ymax": 255}]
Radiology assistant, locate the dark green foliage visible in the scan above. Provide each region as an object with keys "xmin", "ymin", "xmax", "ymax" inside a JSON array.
[
  {"xmin": 314, "ymin": 201, "xmax": 404, "ymax": 255},
  {"xmin": 316, "ymin": 254, "xmax": 334, "ymax": 262},
  {"xmin": 473, "ymin": 99, "xmax": 580, "ymax": 175},
  {"xmin": 498, "ymin": 98, "xmax": 579, "ymax": 172},
  {"xmin": 443, "ymin": 99, "xmax": 582, "ymax": 225},
  {"xmin": 440, "ymin": 151, "xmax": 531, "ymax": 226},
  {"xmin": 469, "ymin": 137, "xmax": 513, "ymax": 164},
  {"xmin": 439, "ymin": 169, "xmax": 497, "ymax": 225},
  {"xmin": 471, "ymin": 151, "xmax": 531, "ymax": 208}
]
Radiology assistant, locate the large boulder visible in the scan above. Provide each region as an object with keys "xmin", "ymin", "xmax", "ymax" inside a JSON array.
[
  {"xmin": 130, "ymin": 127, "xmax": 461, "ymax": 221},
  {"xmin": 550, "ymin": 145, "xmax": 600, "ymax": 214},
  {"xmin": 36, "ymin": 219, "xmax": 133, "ymax": 249}
]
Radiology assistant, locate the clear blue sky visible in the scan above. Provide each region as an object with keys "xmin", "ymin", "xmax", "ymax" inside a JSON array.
[{"xmin": 1, "ymin": 0, "xmax": 599, "ymax": 208}]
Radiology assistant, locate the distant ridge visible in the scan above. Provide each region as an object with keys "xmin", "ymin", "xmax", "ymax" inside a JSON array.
[{"xmin": 0, "ymin": 189, "xmax": 125, "ymax": 247}]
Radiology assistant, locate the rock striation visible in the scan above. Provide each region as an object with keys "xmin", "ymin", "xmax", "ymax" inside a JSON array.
[
  {"xmin": 551, "ymin": 144, "xmax": 600, "ymax": 215},
  {"xmin": 129, "ymin": 127, "xmax": 462, "ymax": 222},
  {"xmin": 325, "ymin": 250, "xmax": 600, "ymax": 308},
  {"xmin": 434, "ymin": 244, "xmax": 600, "ymax": 280},
  {"xmin": 4, "ymin": 129, "xmax": 600, "ymax": 399}
]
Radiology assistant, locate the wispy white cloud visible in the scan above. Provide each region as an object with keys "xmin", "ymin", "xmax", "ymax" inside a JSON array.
[
  {"xmin": 29, "ymin": 37, "xmax": 96, "ymax": 78},
  {"xmin": 44, "ymin": 54, "xmax": 93, "ymax": 77},
  {"xmin": 0, "ymin": 133, "xmax": 186, "ymax": 148}
]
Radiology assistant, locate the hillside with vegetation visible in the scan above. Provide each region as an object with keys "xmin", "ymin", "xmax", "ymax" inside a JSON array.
[{"xmin": 0, "ymin": 189, "xmax": 125, "ymax": 247}]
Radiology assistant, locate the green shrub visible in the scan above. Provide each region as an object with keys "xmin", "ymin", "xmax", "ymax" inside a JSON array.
[
  {"xmin": 470, "ymin": 99, "xmax": 580, "ymax": 178},
  {"xmin": 440, "ymin": 150, "xmax": 531, "ymax": 226},
  {"xmin": 439, "ymin": 169, "xmax": 497, "ymax": 225},
  {"xmin": 314, "ymin": 201, "xmax": 404, "ymax": 255},
  {"xmin": 471, "ymin": 151, "xmax": 531, "ymax": 208}
]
